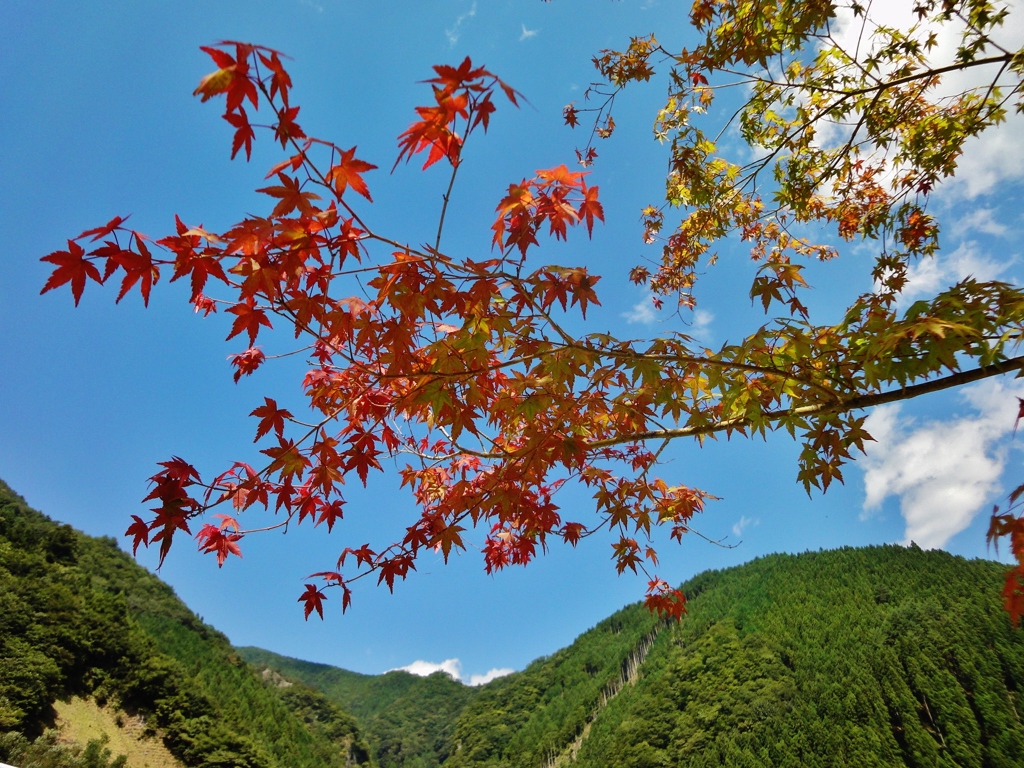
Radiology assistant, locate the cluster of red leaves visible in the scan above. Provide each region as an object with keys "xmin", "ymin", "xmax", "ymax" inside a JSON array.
[
  {"xmin": 42, "ymin": 42, "xmax": 694, "ymax": 624},
  {"xmin": 40, "ymin": 217, "xmax": 160, "ymax": 307},
  {"xmin": 492, "ymin": 165, "xmax": 605, "ymax": 257},
  {"xmin": 989, "ymin": 474, "xmax": 1024, "ymax": 625},
  {"xmin": 396, "ymin": 57, "xmax": 520, "ymax": 170}
]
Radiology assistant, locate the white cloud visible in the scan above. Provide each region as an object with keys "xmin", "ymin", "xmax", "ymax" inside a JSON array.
[
  {"xmin": 826, "ymin": 1, "xmax": 1024, "ymax": 201},
  {"xmin": 519, "ymin": 24, "xmax": 538, "ymax": 41},
  {"xmin": 950, "ymin": 207, "xmax": 1010, "ymax": 239},
  {"xmin": 621, "ymin": 294, "xmax": 713, "ymax": 337},
  {"xmin": 389, "ymin": 658, "xmax": 463, "ymax": 680},
  {"xmin": 469, "ymin": 667, "xmax": 515, "ymax": 686},
  {"xmin": 690, "ymin": 309, "xmax": 714, "ymax": 343},
  {"xmin": 897, "ymin": 240, "xmax": 1013, "ymax": 309},
  {"xmin": 861, "ymin": 378, "xmax": 1024, "ymax": 549},
  {"xmin": 731, "ymin": 515, "xmax": 759, "ymax": 537},
  {"xmin": 387, "ymin": 658, "xmax": 513, "ymax": 686},
  {"xmin": 445, "ymin": 1, "xmax": 477, "ymax": 47},
  {"xmin": 623, "ymin": 293, "xmax": 658, "ymax": 325},
  {"xmin": 944, "ymin": 121, "xmax": 1024, "ymax": 200}
]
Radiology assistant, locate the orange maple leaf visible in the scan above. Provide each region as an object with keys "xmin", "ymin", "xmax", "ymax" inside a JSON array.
[{"xmin": 326, "ymin": 146, "xmax": 378, "ymax": 201}]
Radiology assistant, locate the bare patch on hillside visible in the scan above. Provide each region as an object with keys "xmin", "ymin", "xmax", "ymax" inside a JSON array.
[{"xmin": 54, "ymin": 697, "xmax": 182, "ymax": 768}]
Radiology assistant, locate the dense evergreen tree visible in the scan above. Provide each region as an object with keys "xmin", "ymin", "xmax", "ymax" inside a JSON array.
[
  {"xmin": 251, "ymin": 547, "xmax": 1024, "ymax": 768},
  {"xmin": 0, "ymin": 479, "xmax": 372, "ymax": 768},
  {"xmin": 7, "ymin": 474, "xmax": 1024, "ymax": 768},
  {"xmin": 574, "ymin": 548, "xmax": 1024, "ymax": 768},
  {"xmin": 239, "ymin": 650, "xmax": 475, "ymax": 768}
]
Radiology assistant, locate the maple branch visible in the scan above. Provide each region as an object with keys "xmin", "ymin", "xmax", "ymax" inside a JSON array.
[
  {"xmin": 569, "ymin": 343, "xmax": 843, "ymax": 402},
  {"xmin": 238, "ymin": 521, "xmax": 290, "ymax": 535},
  {"xmin": 682, "ymin": 523, "xmax": 738, "ymax": 549},
  {"xmin": 587, "ymin": 354, "xmax": 1024, "ymax": 449},
  {"xmin": 718, "ymin": 52, "xmax": 1014, "ymax": 99},
  {"xmin": 435, "ymin": 158, "xmax": 462, "ymax": 252},
  {"xmin": 725, "ymin": 51, "xmax": 1015, "ymax": 198}
]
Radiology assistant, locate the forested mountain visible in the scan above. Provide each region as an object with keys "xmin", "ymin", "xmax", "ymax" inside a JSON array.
[
  {"xmin": 238, "ymin": 648, "xmax": 474, "ymax": 768},
  {"xmin": 0, "ymin": 479, "xmax": 372, "ymax": 768},
  {"xmin": 571, "ymin": 547, "xmax": 1024, "ymax": 768},
  {"xmin": 6, "ymin": 472, "xmax": 1024, "ymax": 768},
  {"xmin": 240, "ymin": 598, "xmax": 661, "ymax": 768},
  {"xmin": 250, "ymin": 548, "xmax": 1024, "ymax": 768}
]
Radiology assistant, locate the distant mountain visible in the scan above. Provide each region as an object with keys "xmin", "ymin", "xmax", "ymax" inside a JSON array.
[
  {"xmin": 565, "ymin": 546, "xmax": 1024, "ymax": 768},
  {"xmin": 243, "ymin": 599, "xmax": 663, "ymax": 768},
  {"xmin": 0, "ymin": 478, "xmax": 372, "ymax": 768},
  {"xmin": 249, "ymin": 547, "xmax": 1024, "ymax": 768},
  {"xmin": 238, "ymin": 649, "xmax": 474, "ymax": 768},
  {"xmin": 7, "ymin": 471, "xmax": 1024, "ymax": 768}
]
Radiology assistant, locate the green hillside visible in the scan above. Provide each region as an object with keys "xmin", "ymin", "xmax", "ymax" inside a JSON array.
[
  {"xmin": 0, "ymin": 478, "xmax": 372, "ymax": 768},
  {"xmin": 572, "ymin": 546, "xmax": 1024, "ymax": 768},
  {"xmin": 241, "ymin": 599, "xmax": 663, "ymax": 768},
  {"xmin": 6, "ymin": 471, "xmax": 1023, "ymax": 768},
  {"xmin": 249, "ymin": 547, "xmax": 1024, "ymax": 768},
  {"xmin": 239, "ymin": 648, "xmax": 476, "ymax": 768}
]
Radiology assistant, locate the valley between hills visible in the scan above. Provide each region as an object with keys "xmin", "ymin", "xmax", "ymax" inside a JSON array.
[{"xmin": 3, "ymin": 477, "xmax": 1024, "ymax": 768}]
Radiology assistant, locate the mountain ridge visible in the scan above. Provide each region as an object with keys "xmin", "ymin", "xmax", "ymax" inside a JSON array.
[
  {"xmin": 0, "ymin": 478, "xmax": 373, "ymax": 768},
  {"xmin": 4, "ymin": 474, "xmax": 1024, "ymax": 768},
  {"xmin": 247, "ymin": 546, "xmax": 1024, "ymax": 768}
]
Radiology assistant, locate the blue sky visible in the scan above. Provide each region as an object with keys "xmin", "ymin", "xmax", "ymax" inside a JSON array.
[{"xmin": 3, "ymin": 0, "xmax": 1023, "ymax": 684}]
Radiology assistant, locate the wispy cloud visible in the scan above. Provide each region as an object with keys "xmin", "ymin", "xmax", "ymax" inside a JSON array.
[
  {"xmin": 941, "ymin": 116, "xmax": 1024, "ymax": 200},
  {"xmin": 387, "ymin": 658, "xmax": 514, "ymax": 687},
  {"xmin": 445, "ymin": 1, "xmax": 477, "ymax": 47},
  {"xmin": 861, "ymin": 378, "xmax": 1024, "ymax": 549},
  {"xmin": 519, "ymin": 24, "xmax": 538, "ymax": 41},
  {"xmin": 950, "ymin": 207, "xmax": 1010, "ymax": 239},
  {"xmin": 623, "ymin": 293, "xmax": 659, "ymax": 325},
  {"xmin": 622, "ymin": 296, "xmax": 714, "ymax": 342},
  {"xmin": 689, "ymin": 309, "xmax": 714, "ymax": 343},
  {"xmin": 469, "ymin": 667, "xmax": 515, "ymax": 686},
  {"xmin": 896, "ymin": 240, "xmax": 1014, "ymax": 310},
  {"xmin": 732, "ymin": 515, "xmax": 759, "ymax": 538}
]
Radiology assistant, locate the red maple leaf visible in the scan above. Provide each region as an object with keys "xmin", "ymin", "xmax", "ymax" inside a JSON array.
[
  {"xmin": 339, "ymin": 543, "xmax": 376, "ymax": 569},
  {"xmin": 309, "ymin": 572, "xmax": 354, "ymax": 613},
  {"xmin": 259, "ymin": 50, "xmax": 293, "ymax": 105},
  {"xmin": 226, "ymin": 298, "xmax": 273, "ymax": 345},
  {"xmin": 194, "ymin": 43, "xmax": 258, "ymax": 112},
  {"xmin": 257, "ymin": 173, "xmax": 322, "ymax": 218},
  {"xmin": 344, "ymin": 429, "xmax": 382, "ymax": 486},
  {"xmin": 262, "ymin": 436, "xmax": 310, "ymax": 481},
  {"xmin": 316, "ymin": 499, "xmax": 346, "ymax": 532},
  {"xmin": 196, "ymin": 515, "xmax": 244, "ymax": 566},
  {"xmin": 150, "ymin": 504, "xmax": 193, "ymax": 568},
  {"xmin": 377, "ymin": 554, "xmax": 415, "ymax": 592},
  {"xmin": 76, "ymin": 215, "xmax": 128, "ymax": 242},
  {"xmin": 251, "ymin": 396, "xmax": 293, "ymax": 441},
  {"xmin": 230, "ymin": 347, "xmax": 266, "ymax": 383},
  {"xmin": 325, "ymin": 147, "xmax": 377, "ymax": 201},
  {"xmin": 427, "ymin": 57, "xmax": 490, "ymax": 91},
  {"xmin": 562, "ymin": 522, "xmax": 586, "ymax": 546},
  {"xmin": 40, "ymin": 240, "xmax": 103, "ymax": 306},
  {"xmin": 273, "ymin": 105, "xmax": 306, "ymax": 149},
  {"xmin": 298, "ymin": 583, "xmax": 326, "ymax": 619},
  {"xmin": 109, "ymin": 237, "xmax": 160, "ymax": 306},
  {"xmin": 578, "ymin": 184, "xmax": 605, "ymax": 236},
  {"xmin": 125, "ymin": 515, "xmax": 150, "ymax": 556},
  {"xmin": 225, "ymin": 107, "xmax": 256, "ymax": 160},
  {"xmin": 1003, "ymin": 567, "xmax": 1024, "ymax": 626},
  {"xmin": 645, "ymin": 579, "xmax": 687, "ymax": 621}
]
